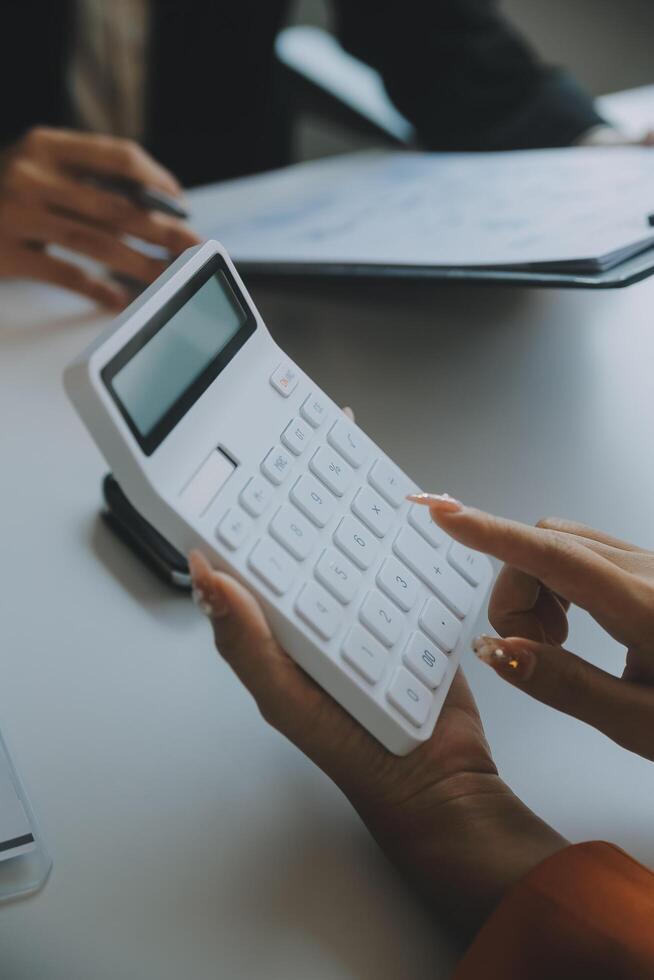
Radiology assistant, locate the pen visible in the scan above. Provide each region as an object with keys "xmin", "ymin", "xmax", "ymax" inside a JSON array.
[{"xmin": 84, "ymin": 174, "xmax": 189, "ymax": 220}]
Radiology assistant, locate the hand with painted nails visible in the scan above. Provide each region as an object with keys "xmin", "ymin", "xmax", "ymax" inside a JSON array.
[
  {"xmin": 0, "ymin": 127, "xmax": 200, "ymax": 307},
  {"xmin": 188, "ymin": 548, "xmax": 565, "ymax": 937},
  {"xmin": 411, "ymin": 494, "xmax": 654, "ymax": 762}
]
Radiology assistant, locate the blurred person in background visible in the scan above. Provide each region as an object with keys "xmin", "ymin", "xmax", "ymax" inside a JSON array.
[{"xmin": 0, "ymin": 0, "xmax": 640, "ymax": 306}]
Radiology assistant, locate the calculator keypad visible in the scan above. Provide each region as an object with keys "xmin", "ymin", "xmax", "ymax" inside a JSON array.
[{"xmin": 214, "ymin": 389, "xmax": 488, "ymax": 738}]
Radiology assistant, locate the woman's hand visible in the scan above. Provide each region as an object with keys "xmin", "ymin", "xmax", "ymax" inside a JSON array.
[
  {"xmin": 0, "ymin": 127, "xmax": 200, "ymax": 307},
  {"xmin": 188, "ymin": 551, "xmax": 565, "ymax": 938},
  {"xmin": 412, "ymin": 494, "xmax": 654, "ymax": 761}
]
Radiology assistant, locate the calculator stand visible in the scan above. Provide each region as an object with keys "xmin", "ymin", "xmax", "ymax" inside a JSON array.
[{"xmin": 0, "ymin": 728, "xmax": 52, "ymax": 903}]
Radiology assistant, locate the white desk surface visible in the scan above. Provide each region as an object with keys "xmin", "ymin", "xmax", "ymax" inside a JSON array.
[{"xmin": 2, "ymin": 87, "xmax": 654, "ymax": 980}]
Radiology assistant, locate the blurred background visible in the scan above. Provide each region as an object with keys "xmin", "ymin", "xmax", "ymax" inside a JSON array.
[{"xmin": 290, "ymin": 0, "xmax": 654, "ymax": 160}]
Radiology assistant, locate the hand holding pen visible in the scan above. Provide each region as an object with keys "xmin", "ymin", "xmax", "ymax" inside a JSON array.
[{"xmin": 0, "ymin": 127, "xmax": 200, "ymax": 307}]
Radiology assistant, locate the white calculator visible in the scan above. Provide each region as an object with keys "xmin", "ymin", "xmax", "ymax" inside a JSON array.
[{"xmin": 65, "ymin": 240, "xmax": 492, "ymax": 755}]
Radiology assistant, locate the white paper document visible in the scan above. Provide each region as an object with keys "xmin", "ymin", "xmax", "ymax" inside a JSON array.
[
  {"xmin": 193, "ymin": 147, "xmax": 654, "ymax": 273},
  {"xmin": 0, "ymin": 742, "xmax": 35, "ymax": 862}
]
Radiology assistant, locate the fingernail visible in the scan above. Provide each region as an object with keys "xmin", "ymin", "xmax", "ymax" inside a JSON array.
[
  {"xmin": 191, "ymin": 582, "xmax": 228, "ymax": 620},
  {"xmin": 406, "ymin": 492, "xmax": 463, "ymax": 513},
  {"xmin": 472, "ymin": 635, "xmax": 536, "ymax": 681},
  {"xmin": 188, "ymin": 551, "xmax": 229, "ymax": 620}
]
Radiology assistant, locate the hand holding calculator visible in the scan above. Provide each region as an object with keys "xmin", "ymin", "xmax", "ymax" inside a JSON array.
[{"xmin": 65, "ymin": 240, "xmax": 492, "ymax": 754}]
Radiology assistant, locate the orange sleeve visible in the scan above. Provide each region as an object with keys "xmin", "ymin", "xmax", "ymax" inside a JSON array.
[{"xmin": 454, "ymin": 842, "xmax": 654, "ymax": 980}]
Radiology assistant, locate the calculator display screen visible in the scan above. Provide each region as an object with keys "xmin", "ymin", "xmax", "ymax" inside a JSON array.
[{"xmin": 102, "ymin": 254, "xmax": 256, "ymax": 455}]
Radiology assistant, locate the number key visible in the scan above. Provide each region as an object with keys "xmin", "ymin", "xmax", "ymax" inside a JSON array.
[
  {"xmin": 387, "ymin": 668, "xmax": 433, "ymax": 727},
  {"xmin": 315, "ymin": 547, "xmax": 362, "ymax": 604},
  {"xmin": 295, "ymin": 582, "xmax": 342, "ymax": 640},
  {"xmin": 403, "ymin": 632, "xmax": 448, "ymax": 689},
  {"xmin": 359, "ymin": 589, "xmax": 403, "ymax": 647},
  {"xmin": 290, "ymin": 474, "xmax": 336, "ymax": 527},
  {"xmin": 269, "ymin": 504, "xmax": 317, "ymax": 560},
  {"xmin": 248, "ymin": 537, "xmax": 296, "ymax": 595},
  {"xmin": 376, "ymin": 557, "xmax": 419, "ymax": 611},
  {"xmin": 333, "ymin": 516, "xmax": 378, "ymax": 569}
]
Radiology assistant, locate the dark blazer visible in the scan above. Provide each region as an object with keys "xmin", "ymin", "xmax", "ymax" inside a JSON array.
[{"xmin": 1, "ymin": 0, "xmax": 602, "ymax": 187}]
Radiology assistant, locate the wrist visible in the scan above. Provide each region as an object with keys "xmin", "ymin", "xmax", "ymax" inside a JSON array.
[{"xmin": 360, "ymin": 772, "xmax": 567, "ymax": 940}]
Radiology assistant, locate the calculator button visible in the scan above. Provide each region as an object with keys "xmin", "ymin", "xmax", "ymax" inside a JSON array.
[
  {"xmin": 216, "ymin": 507, "xmax": 253, "ymax": 551},
  {"xmin": 327, "ymin": 419, "xmax": 369, "ymax": 469},
  {"xmin": 368, "ymin": 458, "xmax": 410, "ymax": 508},
  {"xmin": 342, "ymin": 625, "xmax": 388, "ymax": 683},
  {"xmin": 270, "ymin": 363, "xmax": 299, "ymax": 397},
  {"xmin": 281, "ymin": 417, "xmax": 312, "ymax": 456},
  {"xmin": 393, "ymin": 527, "xmax": 473, "ymax": 618},
  {"xmin": 290, "ymin": 474, "xmax": 336, "ymax": 527},
  {"xmin": 314, "ymin": 547, "xmax": 362, "ymax": 604},
  {"xmin": 301, "ymin": 393, "xmax": 328, "ymax": 428},
  {"xmin": 387, "ymin": 668, "xmax": 433, "ymax": 728},
  {"xmin": 309, "ymin": 446, "xmax": 353, "ymax": 497},
  {"xmin": 240, "ymin": 476, "xmax": 274, "ymax": 517},
  {"xmin": 248, "ymin": 538, "xmax": 296, "ymax": 595},
  {"xmin": 408, "ymin": 503, "xmax": 448, "ymax": 549},
  {"xmin": 351, "ymin": 486, "xmax": 394, "ymax": 538},
  {"xmin": 419, "ymin": 597, "xmax": 461, "ymax": 653},
  {"xmin": 403, "ymin": 632, "xmax": 448, "ymax": 689},
  {"xmin": 376, "ymin": 557, "xmax": 419, "ymax": 612},
  {"xmin": 359, "ymin": 590, "xmax": 403, "ymax": 647},
  {"xmin": 448, "ymin": 542, "xmax": 484, "ymax": 586},
  {"xmin": 295, "ymin": 582, "xmax": 342, "ymax": 640},
  {"xmin": 269, "ymin": 504, "xmax": 318, "ymax": 560},
  {"xmin": 261, "ymin": 446, "xmax": 293, "ymax": 485},
  {"xmin": 333, "ymin": 516, "xmax": 378, "ymax": 569}
]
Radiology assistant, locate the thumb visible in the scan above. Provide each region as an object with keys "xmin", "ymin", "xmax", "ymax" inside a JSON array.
[{"xmin": 473, "ymin": 634, "xmax": 654, "ymax": 761}]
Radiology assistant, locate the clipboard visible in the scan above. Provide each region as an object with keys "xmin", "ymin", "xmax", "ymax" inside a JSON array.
[{"xmin": 236, "ymin": 242, "xmax": 654, "ymax": 290}]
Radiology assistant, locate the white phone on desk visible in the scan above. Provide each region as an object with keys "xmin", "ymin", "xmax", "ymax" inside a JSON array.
[{"xmin": 64, "ymin": 240, "xmax": 492, "ymax": 755}]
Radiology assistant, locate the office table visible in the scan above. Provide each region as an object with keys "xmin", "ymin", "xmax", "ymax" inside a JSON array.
[{"xmin": 2, "ymin": 88, "xmax": 654, "ymax": 979}]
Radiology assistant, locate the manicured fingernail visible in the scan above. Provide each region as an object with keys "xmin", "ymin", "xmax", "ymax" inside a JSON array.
[
  {"xmin": 406, "ymin": 492, "xmax": 463, "ymax": 513},
  {"xmin": 188, "ymin": 551, "xmax": 229, "ymax": 619},
  {"xmin": 472, "ymin": 635, "xmax": 536, "ymax": 681},
  {"xmin": 191, "ymin": 582, "xmax": 228, "ymax": 620},
  {"xmin": 191, "ymin": 586, "xmax": 215, "ymax": 617}
]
